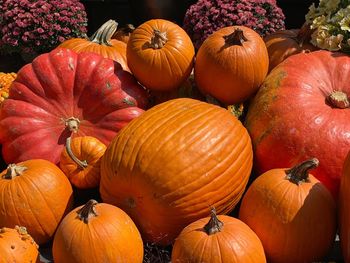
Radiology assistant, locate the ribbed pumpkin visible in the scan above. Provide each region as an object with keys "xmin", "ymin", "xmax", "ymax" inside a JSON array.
[
  {"xmin": 339, "ymin": 151, "xmax": 350, "ymax": 262},
  {"xmin": 0, "ymin": 72, "xmax": 16, "ymax": 104},
  {"xmin": 100, "ymin": 98, "xmax": 253, "ymax": 245},
  {"xmin": 59, "ymin": 20, "xmax": 129, "ymax": 71},
  {"xmin": 127, "ymin": 19, "xmax": 195, "ymax": 91},
  {"xmin": 239, "ymin": 159, "xmax": 336, "ymax": 263},
  {"xmin": 0, "ymin": 159, "xmax": 73, "ymax": 245},
  {"xmin": 172, "ymin": 208, "xmax": 266, "ymax": 263},
  {"xmin": 60, "ymin": 136, "xmax": 106, "ymax": 189},
  {"xmin": 0, "ymin": 226, "xmax": 39, "ymax": 263},
  {"xmin": 194, "ymin": 26, "xmax": 269, "ymax": 105},
  {"xmin": 53, "ymin": 200, "xmax": 143, "ymax": 263}
]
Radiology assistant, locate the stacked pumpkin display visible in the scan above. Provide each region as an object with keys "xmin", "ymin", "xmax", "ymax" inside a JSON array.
[{"xmin": 0, "ymin": 7, "xmax": 349, "ymax": 262}]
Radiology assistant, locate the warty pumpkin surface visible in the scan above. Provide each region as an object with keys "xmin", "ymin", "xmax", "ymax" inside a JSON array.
[
  {"xmin": 0, "ymin": 48, "xmax": 148, "ymax": 164},
  {"xmin": 245, "ymin": 50, "xmax": 350, "ymax": 198},
  {"xmin": 100, "ymin": 98, "xmax": 253, "ymax": 245}
]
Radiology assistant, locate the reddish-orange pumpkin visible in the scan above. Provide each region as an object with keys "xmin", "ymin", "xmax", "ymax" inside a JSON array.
[
  {"xmin": 60, "ymin": 136, "xmax": 106, "ymax": 189},
  {"xmin": 239, "ymin": 159, "xmax": 336, "ymax": 263},
  {"xmin": 59, "ymin": 19, "xmax": 129, "ymax": 71},
  {"xmin": 127, "ymin": 19, "xmax": 195, "ymax": 91},
  {"xmin": 100, "ymin": 98, "xmax": 253, "ymax": 245},
  {"xmin": 194, "ymin": 26, "xmax": 269, "ymax": 105},
  {"xmin": 53, "ymin": 199, "xmax": 143, "ymax": 263},
  {"xmin": 0, "ymin": 159, "xmax": 73, "ymax": 245},
  {"xmin": 0, "ymin": 226, "xmax": 39, "ymax": 263},
  {"xmin": 172, "ymin": 208, "xmax": 266, "ymax": 263}
]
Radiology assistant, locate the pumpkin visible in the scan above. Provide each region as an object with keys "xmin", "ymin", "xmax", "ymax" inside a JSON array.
[
  {"xmin": 59, "ymin": 20, "xmax": 129, "ymax": 71},
  {"xmin": 339, "ymin": 151, "xmax": 350, "ymax": 262},
  {"xmin": 194, "ymin": 26, "xmax": 269, "ymax": 105},
  {"xmin": 112, "ymin": 24, "xmax": 135, "ymax": 44},
  {"xmin": 245, "ymin": 50, "xmax": 350, "ymax": 198},
  {"xmin": 0, "ymin": 72, "xmax": 16, "ymax": 104},
  {"xmin": 239, "ymin": 158, "xmax": 336, "ymax": 263},
  {"xmin": 0, "ymin": 159, "xmax": 73, "ymax": 245},
  {"xmin": 127, "ymin": 19, "xmax": 195, "ymax": 91},
  {"xmin": 52, "ymin": 199, "xmax": 143, "ymax": 263},
  {"xmin": 172, "ymin": 208, "xmax": 266, "ymax": 263},
  {"xmin": 60, "ymin": 136, "xmax": 106, "ymax": 189},
  {"xmin": 0, "ymin": 48, "xmax": 148, "ymax": 164},
  {"xmin": 100, "ymin": 98, "xmax": 253, "ymax": 245},
  {"xmin": 264, "ymin": 24, "xmax": 318, "ymax": 72},
  {"xmin": 0, "ymin": 226, "xmax": 39, "ymax": 263}
]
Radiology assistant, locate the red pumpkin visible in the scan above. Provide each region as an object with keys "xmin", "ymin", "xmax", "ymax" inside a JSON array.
[
  {"xmin": 0, "ymin": 48, "xmax": 148, "ymax": 164},
  {"xmin": 245, "ymin": 50, "xmax": 350, "ymax": 198}
]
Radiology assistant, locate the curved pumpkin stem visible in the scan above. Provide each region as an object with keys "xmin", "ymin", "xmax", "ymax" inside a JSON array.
[
  {"xmin": 204, "ymin": 207, "xmax": 223, "ymax": 235},
  {"xmin": 90, "ymin": 19, "xmax": 118, "ymax": 46},
  {"xmin": 285, "ymin": 158, "xmax": 319, "ymax": 185},
  {"xmin": 77, "ymin": 199, "xmax": 98, "ymax": 224},
  {"xmin": 150, "ymin": 29, "xmax": 168, "ymax": 49},
  {"xmin": 119, "ymin": 24, "xmax": 135, "ymax": 35},
  {"xmin": 295, "ymin": 22, "xmax": 314, "ymax": 47},
  {"xmin": 224, "ymin": 29, "xmax": 248, "ymax": 46},
  {"xmin": 327, "ymin": 90, "xmax": 350, "ymax": 109},
  {"xmin": 65, "ymin": 137, "xmax": 88, "ymax": 169},
  {"xmin": 3, "ymin": 164, "xmax": 27, "ymax": 179}
]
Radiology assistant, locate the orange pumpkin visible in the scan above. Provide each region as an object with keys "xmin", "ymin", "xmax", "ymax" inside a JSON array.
[
  {"xmin": 58, "ymin": 19, "xmax": 129, "ymax": 71},
  {"xmin": 0, "ymin": 72, "xmax": 16, "ymax": 104},
  {"xmin": 239, "ymin": 158, "xmax": 336, "ymax": 263},
  {"xmin": 112, "ymin": 24, "xmax": 135, "ymax": 44},
  {"xmin": 126, "ymin": 19, "xmax": 195, "ymax": 91},
  {"xmin": 172, "ymin": 208, "xmax": 266, "ymax": 263},
  {"xmin": 0, "ymin": 226, "xmax": 39, "ymax": 263},
  {"xmin": 100, "ymin": 98, "xmax": 253, "ymax": 245},
  {"xmin": 194, "ymin": 26, "xmax": 269, "ymax": 104},
  {"xmin": 0, "ymin": 159, "xmax": 73, "ymax": 245},
  {"xmin": 60, "ymin": 136, "xmax": 106, "ymax": 189},
  {"xmin": 52, "ymin": 199, "xmax": 143, "ymax": 263}
]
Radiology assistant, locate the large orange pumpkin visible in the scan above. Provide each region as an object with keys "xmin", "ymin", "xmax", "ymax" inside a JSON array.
[
  {"xmin": 59, "ymin": 20, "xmax": 129, "ymax": 71},
  {"xmin": 52, "ymin": 199, "xmax": 143, "ymax": 263},
  {"xmin": 0, "ymin": 159, "xmax": 73, "ymax": 245},
  {"xmin": 172, "ymin": 208, "xmax": 266, "ymax": 263},
  {"xmin": 194, "ymin": 26, "xmax": 269, "ymax": 104},
  {"xmin": 0, "ymin": 226, "xmax": 39, "ymax": 263},
  {"xmin": 239, "ymin": 158, "xmax": 336, "ymax": 263},
  {"xmin": 127, "ymin": 19, "xmax": 195, "ymax": 91},
  {"xmin": 100, "ymin": 98, "xmax": 253, "ymax": 245}
]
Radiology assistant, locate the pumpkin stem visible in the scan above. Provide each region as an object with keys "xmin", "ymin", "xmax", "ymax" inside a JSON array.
[
  {"xmin": 3, "ymin": 164, "xmax": 27, "ymax": 179},
  {"xmin": 224, "ymin": 29, "xmax": 248, "ymax": 46},
  {"xmin": 285, "ymin": 158, "xmax": 319, "ymax": 185},
  {"xmin": 295, "ymin": 22, "xmax": 314, "ymax": 47},
  {"xmin": 65, "ymin": 137, "xmax": 88, "ymax": 169},
  {"xmin": 120, "ymin": 24, "xmax": 135, "ymax": 35},
  {"xmin": 203, "ymin": 207, "xmax": 223, "ymax": 235},
  {"xmin": 90, "ymin": 19, "xmax": 118, "ymax": 46},
  {"xmin": 77, "ymin": 199, "xmax": 98, "ymax": 224},
  {"xmin": 327, "ymin": 90, "xmax": 350, "ymax": 109},
  {"xmin": 150, "ymin": 29, "xmax": 168, "ymax": 49},
  {"xmin": 64, "ymin": 117, "xmax": 81, "ymax": 133}
]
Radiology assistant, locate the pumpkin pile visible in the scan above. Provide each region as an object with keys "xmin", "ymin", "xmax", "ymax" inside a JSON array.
[{"xmin": 0, "ymin": 9, "xmax": 349, "ymax": 262}]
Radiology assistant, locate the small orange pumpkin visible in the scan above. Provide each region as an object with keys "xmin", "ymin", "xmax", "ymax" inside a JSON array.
[
  {"xmin": 58, "ymin": 20, "xmax": 129, "ymax": 71},
  {"xmin": 172, "ymin": 208, "xmax": 266, "ymax": 263},
  {"xmin": 0, "ymin": 226, "xmax": 39, "ymax": 263},
  {"xmin": 53, "ymin": 199, "xmax": 144, "ymax": 263},
  {"xmin": 127, "ymin": 19, "xmax": 195, "ymax": 91},
  {"xmin": 60, "ymin": 136, "xmax": 106, "ymax": 189}
]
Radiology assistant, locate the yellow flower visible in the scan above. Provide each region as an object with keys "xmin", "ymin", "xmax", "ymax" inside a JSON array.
[
  {"xmin": 311, "ymin": 26, "xmax": 343, "ymax": 51},
  {"xmin": 310, "ymin": 15, "xmax": 328, "ymax": 29},
  {"xmin": 340, "ymin": 16, "xmax": 350, "ymax": 31},
  {"xmin": 323, "ymin": 0, "xmax": 340, "ymax": 13}
]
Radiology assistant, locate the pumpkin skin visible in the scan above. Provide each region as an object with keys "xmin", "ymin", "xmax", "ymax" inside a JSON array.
[
  {"xmin": 264, "ymin": 25, "xmax": 318, "ymax": 72},
  {"xmin": 59, "ymin": 20, "xmax": 130, "ymax": 71},
  {"xmin": 0, "ymin": 48, "xmax": 148, "ymax": 164},
  {"xmin": 0, "ymin": 226, "xmax": 39, "ymax": 263},
  {"xmin": 0, "ymin": 72, "xmax": 16, "ymax": 104},
  {"xmin": 100, "ymin": 98, "xmax": 253, "ymax": 245},
  {"xmin": 194, "ymin": 26, "xmax": 269, "ymax": 105},
  {"xmin": 52, "ymin": 200, "xmax": 143, "ymax": 263},
  {"xmin": 339, "ymin": 151, "xmax": 350, "ymax": 262},
  {"xmin": 127, "ymin": 19, "xmax": 195, "ymax": 91},
  {"xmin": 239, "ymin": 159, "xmax": 336, "ymax": 263},
  {"xmin": 172, "ymin": 209, "xmax": 266, "ymax": 263},
  {"xmin": 0, "ymin": 159, "xmax": 73, "ymax": 245},
  {"xmin": 60, "ymin": 136, "xmax": 106, "ymax": 189},
  {"xmin": 245, "ymin": 50, "xmax": 350, "ymax": 198}
]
